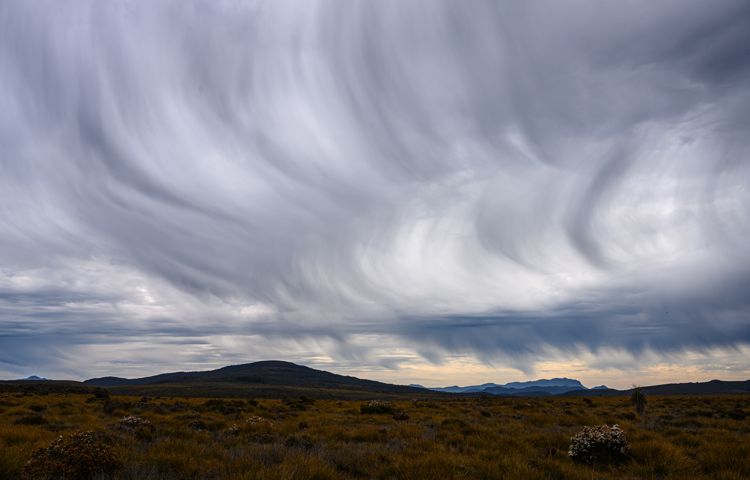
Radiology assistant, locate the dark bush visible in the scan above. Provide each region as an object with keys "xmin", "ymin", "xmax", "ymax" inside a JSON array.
[
  {"xmin": 15, "ymin": 414, "xmax": 48, "ymax": 425},
  {"xmin": 248, "ymin": 433, "xmax": 275, "ymax": 444},
  {"xmin": 282, "ymin": 396, "xmax": 315, "ymax": 411},
  {"xmin": 188, "ymin": 420, "xmax": 208, "ymax": 430},
  {"xmin": 201, "ymin": 399, "xmax": 248, "ymax": 415},
  {"xmin": 284, "ymin": 435, "xmax": 313, "ymax": 450},
  {"xmin": 102, "ymin": 399, "xmax": 132, "ymax": 416},
  {"xmin": 725, "ymin": 410, "xmax": 746, "ymax": 420},
  {"xmin": 392, "ymin": 411, "xmax": 409, "ymax": 421}
]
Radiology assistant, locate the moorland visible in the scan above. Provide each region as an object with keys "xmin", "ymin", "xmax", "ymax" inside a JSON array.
[{"xmin": 0, "ymin": 384, "xmax": 748, "ymax": 479}]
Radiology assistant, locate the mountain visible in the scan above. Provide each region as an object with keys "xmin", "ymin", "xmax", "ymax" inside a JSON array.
[
  {"xmin": 433, "ymin": 376, "xmax": 750, "ymax": 397},
  {"xmin": 431, "ymin": 377, "xmax": 587, "ymax": 396},
  {"xmin": 483, "ymin": 385, "xmax": 589, "ymax": 397},
  {"xmin": 4, "ymin": 363, "xmax": 746, "ymax": 399},
  {"xmin": 20, "ymin": 375, "xmax": 47, "ymax": 381},
  {"xmin": 502, "ymin": 378, "xmax": 584, "ymax": 390},
  {"xmin": 84, "ymin": 360, "xmax": 436, "ymax": 399},
  {"xmin": 431, "ymin": 383, "xmax": 501, "ymax": 394}
]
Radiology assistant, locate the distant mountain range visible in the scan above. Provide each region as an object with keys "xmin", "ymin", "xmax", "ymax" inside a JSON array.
[
  {"xmin": 427, "ymin": 377, "xmax": 750, "ymax": 397},
  {"xmin": 3, "ymin": 361, "xmax": 748, "ymax": 399},
  {"xmin": 425, "ymin": 378, "xmax": 600, "ymax": 396}
]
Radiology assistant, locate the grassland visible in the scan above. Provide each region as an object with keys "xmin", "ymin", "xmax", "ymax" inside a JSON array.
[{"xmin": 0, "ymin": 389, "xmax": 748, "ymax": 479}]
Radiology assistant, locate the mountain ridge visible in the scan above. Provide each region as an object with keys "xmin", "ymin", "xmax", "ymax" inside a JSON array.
[
  {"xmin": 430, "ymin": 377, "xmax": 589, "ymax": 396},
  {"xmin": 4, "ymin": 362, "xmax": 746, "ymax": 399},
  {"xmin": 83, "ymin": 360, "xmax": 432, "ymax": 398}
]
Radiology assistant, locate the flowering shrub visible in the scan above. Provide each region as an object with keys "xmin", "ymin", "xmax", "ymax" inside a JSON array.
[
  {"xmin": 111, "ymin": 415, "xmax": 154, "ymax": 441},
  {"xmin": 360, "ymin": 400, "xmax": 395, "ymax": 414},
  {"xmin": 118, "ymin": 415, "xmax": 153, "ymax": 430},
  {"xmin": 245, "ymin": 415, "xmax": 275, "ymax": 425},
  {"xmin": 568, "ymin": 424, "xmax": 629, "ymax": 465},
  {"xmin": 22, "ymin": 431, "xmax": 120, "ymax": 480},
  {"xmin": 112, "ymin": 415, "xmax": 154, "ymax": 437},
  {"xmin": 225, "ymin": 423, "xmax": 241, "ymax": 435}
]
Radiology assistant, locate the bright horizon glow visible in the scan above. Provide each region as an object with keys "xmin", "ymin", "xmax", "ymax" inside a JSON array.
[{"xmin": 9, "ymin": 346, "xmax": 750, "ymax": 392}]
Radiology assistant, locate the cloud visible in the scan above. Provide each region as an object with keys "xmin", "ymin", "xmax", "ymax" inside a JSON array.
[{"xmin": 0, "ymin": 0, "xmax": 749, "ymax": 380}]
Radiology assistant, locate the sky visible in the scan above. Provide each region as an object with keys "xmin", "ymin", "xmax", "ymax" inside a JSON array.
[{"xmin": 1, "ymin": 1, "xmax": 749, "ymax": 389}]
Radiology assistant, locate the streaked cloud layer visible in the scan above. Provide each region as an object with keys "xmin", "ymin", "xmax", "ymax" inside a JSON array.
[{"xmin": 1, "ymin": 0, "xmax": 749, "ymax": 385}]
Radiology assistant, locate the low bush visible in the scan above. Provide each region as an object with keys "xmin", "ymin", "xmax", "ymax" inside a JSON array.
[
  {"xmin": 14, "ymin": 414, "xmax": 47, "ymax": 426},
  {"xmin": 392, "ymin": 411, "xmax": 410, "ymax": 421},
  {"xmin": 113, "ymin": 415, "xmax": 154, "ymax": 439},
  {"xmin": 568, "ymin": 424, "xmax": 629, "ymax": 465},
  {"xmin": 22, "ymin": 431, "xmax": 120, "ymax": 480},
  {"xmin": 360, "ymin": 400, "xmax": 395, "ymax": 414}
]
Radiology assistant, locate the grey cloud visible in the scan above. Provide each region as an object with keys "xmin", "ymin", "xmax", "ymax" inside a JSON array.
[{"xmin": 0, "ymin": 0, "xmax": 749, "ymax": 379}]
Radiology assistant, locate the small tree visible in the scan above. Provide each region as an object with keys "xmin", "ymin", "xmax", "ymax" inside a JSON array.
[{"xmin": 630, "ymin": 386, "xmax": 647, "ymax": 423}]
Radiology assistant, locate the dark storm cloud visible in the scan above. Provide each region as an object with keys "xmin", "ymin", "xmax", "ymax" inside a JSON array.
[{"xmin": 1, "ymin": 0, "xmax": 749, "ymax": 378}]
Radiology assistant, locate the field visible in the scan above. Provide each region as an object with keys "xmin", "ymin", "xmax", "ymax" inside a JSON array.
[{"xmin": 0, "ymin": 389, "xmax": 748, "ymax": 479}]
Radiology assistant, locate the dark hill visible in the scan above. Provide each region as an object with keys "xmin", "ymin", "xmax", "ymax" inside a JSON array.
[
  {"xmin": 84, "ymin": 360, "xmax": 434, "ymax": 398},
  {"xmin": 636, "ymin": 379, "xmax": 750, "ymax": 396},
  {"xmin": 0, "ymin": 380, "xmax": 100, "ymax": 395},
  {"xmin": 562, "ymin": 379, "xmax": 750, "ymax": 397}
]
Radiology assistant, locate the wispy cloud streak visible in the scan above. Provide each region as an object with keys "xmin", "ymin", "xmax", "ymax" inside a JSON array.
[{"xmin": 1, "ymin": 0, "xmax": 749, "ymax": 380}]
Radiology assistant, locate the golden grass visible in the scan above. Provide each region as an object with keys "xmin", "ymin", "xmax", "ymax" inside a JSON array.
[{"xmin": 0, "ymin": 392, "xmax": 748, "ymax": 479}]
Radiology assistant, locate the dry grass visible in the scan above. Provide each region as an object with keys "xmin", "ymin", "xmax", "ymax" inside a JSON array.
[{"xmin": 0, "ymin": 392, "xmax": 748, "ymax": 479}]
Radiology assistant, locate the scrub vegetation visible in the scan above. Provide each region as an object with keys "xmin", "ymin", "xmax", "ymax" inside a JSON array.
[{"xmin": 0, "ymin": 390, "xmax": 748, "ymax": 479}]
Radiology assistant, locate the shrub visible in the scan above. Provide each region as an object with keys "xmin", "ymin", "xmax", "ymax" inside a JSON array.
[
  {"xmin": 201, "ymin": 399, "xmax": 248, "ymax": 415},
  {"xmin": 188, "ymin": 420, "xmax": 207, "ymax": 430},
  {"xmin": 360, "ymin": 400, "xmax": 395, "ymax": 415},
  {"xmin": 392, "ymin": 411, "xmax": 409, "ymax": 421},
  {"xmin": 246, "ymin": 415, "xmax": 275, "ymax": 425},
  {"xmin": 101, "ymin": 399, "xmax": 132, "ymax": 416},
  {"xmin": 22, "ymin": 431, "xmax": 120, "ymax": 480},
  {"xmin": 225, "ymin": 424, "xmax": 241, "ymax": 436},
  {"xmin": 631, "ymin": 387, "xmax": 647, "ymax": 419},
  {"xmin": 15, "ymin": 414, "xmax": 47, "ymax": 425},
  {"xmin": 114, "ymin": 415, "xmax": 154, "ymax": 436},
  {"xmin": 284, "ymin": 435, "xmax": 314, "ymax": 450},
  {"xmin": 568, "ymin": 424, "xmax": 629, "ymax": 465}
]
